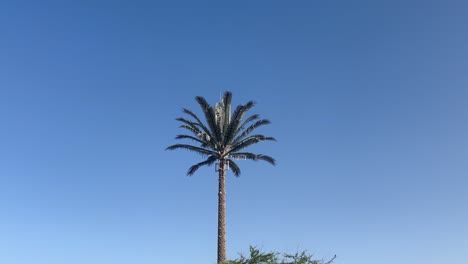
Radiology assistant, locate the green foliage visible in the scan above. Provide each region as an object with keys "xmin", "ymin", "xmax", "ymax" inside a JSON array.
[
  {"xmin": 225, "ymin": 246, "xmax": 336, "ymax": 264},
  {"xmin": 167, "ymin": 91, "xmax": 276, "ymax": 177}
]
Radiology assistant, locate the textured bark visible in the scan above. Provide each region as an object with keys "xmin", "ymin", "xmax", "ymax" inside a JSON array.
[{"xmin": 217, "ymin": 159, "xmax": 226, "ymax": 264}]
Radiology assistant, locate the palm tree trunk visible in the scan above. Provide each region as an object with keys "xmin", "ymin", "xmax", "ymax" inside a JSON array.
[{"xmin": 217, "ymin": 159, "xmax": 226, "ymax": 264}]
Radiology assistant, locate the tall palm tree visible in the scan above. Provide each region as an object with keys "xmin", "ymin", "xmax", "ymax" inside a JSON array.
[{"xmin": 166, "ymin": 91, "xmax": 276, "ymax": 264}]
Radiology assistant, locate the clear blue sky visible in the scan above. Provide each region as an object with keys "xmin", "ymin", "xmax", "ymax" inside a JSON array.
[{"xmin": 1, "ymin": 1, "xmax": 467, "ymax": 263}]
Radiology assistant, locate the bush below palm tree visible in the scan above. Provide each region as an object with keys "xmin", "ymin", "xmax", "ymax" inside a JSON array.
[{"xmin": 225, "ymin": 246, "xmax": 336, "ymax": 264}]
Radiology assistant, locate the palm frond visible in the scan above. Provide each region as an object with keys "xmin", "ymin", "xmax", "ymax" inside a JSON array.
[
  {"xmin": 222, "ymin": 91, "xmax": 232, "ymax": 108},
  {"xmin": 180, "ymin": 110, "xmax": 218, "ymax": 149},
  {"xmin": 237, "ymin": 114, "xmax": 260, "ymax": 132},
  {"xmin": 228, "ymin": 135, "xmax": 276, "ymax": 154},
  {"xmin": 182, "ymin": 108, "xmax": 213, "ymax": 140},
  {"xmin": 232, "ymin": 119, "xmax": 271, "ymax": 145},
  {"xmin": 224, "ymin": 101, "xmax": 256, "ymax": 145},
  {"xmin": 187, "ymin": 156, "xmax": 218, "ymax": 176},
  {"xmin": 175, "ymin": 134, "xmax": 209, "ymax": 147},
  {"xmin": 224, "ymin": 114, "xmax": 259, "ymax": 146},
  {"xmin": 222, "ymin": 92, "xmax": 232, "ymax": 141},
  {"xmin": 223, "ymin": 104, "xmax": 244, "ymax": 146},
  {"xmin": 179, "ymin": 124, "xmax": 202, "ymax": 137},
  {"xmin": 238, "ymin": 101, "xmax": 255, "ymax": 119},
  {"xmin": 166, "ymin": 144, "xmax": 217, "ymax": 156},
  {"xmin": 228, "ymin": 159, "xmax": 241, "ymax": 177},
  {"xmin": 176, "ymin": 117, "xmax": 201, "ymax": 133},
  {"xmin": 231, "ymin": 152, "xmax": 276, "ymax": 165},
  {"xmin": 256, "ymin": 154, "xmax": 275, "ymax": 165},
  {"xmin": 175, "ymin": 117, "xmax": 195, "ymax": 124},
  {"xmin": 176, "ymin": 119, "xmax": 215, "ymax": 149},
  {"xmin": 195, "ymin": 96, "xmax": 221, "ymax": 148}
]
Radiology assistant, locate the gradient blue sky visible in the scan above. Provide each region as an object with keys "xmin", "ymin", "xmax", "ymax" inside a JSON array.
[{"xmin": 1, "ymin": 1, "xmax": 467, "ymax": 264}]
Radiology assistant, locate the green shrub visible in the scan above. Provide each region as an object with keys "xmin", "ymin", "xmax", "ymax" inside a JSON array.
[{"xmin": 225, "ymin": 246, "xmax": 336, "ymax": 264}]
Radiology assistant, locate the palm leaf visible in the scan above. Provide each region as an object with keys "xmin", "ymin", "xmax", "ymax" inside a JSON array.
[
  {"xmin": 225, "ymin": 102, "xmax": 256, "ymax": 144},
  {"xmin": 166, "ymin": 144, "xmax": 217, "ymax": 156},
  {"xmin": 228, "ymin": 159, "xmax": 241, "ymax": 177},
  {"xmin": 179, "ymin": 124, "xmax": 202, "ymax": 137},
  {"xmin": 182, "ymin": 108, "xmax": 214, "ymax": 143},
  {"xmin": 223, "ymin": 104, "xmax": 244, "ymax": 146},
  {"xmin": 232, "ymin": 119, "xmax": 271, "ymax": 145},
  {"xmin": 237, "ymin": 114, "xmax": 260, "ymax": 132},
  {"xmin": 187, "ymin": 156, "xmax": 218, "ymax": 175},
  {"xmin": 222, "ymin": 92, "xmax": 232, "ymax": 139},
  {"xmin": 230, "ymin": 152, "xmax": 276, "ymax": 165},
  {"xmin": 175, "ymin": 117, "xmax": 201, "ymax": 133},
  {"xmin": 237, "ymin": 101, "xmax": 255, "ymax": 120},
  {"xmin": 229, "ymin": 135, "xmax": 276, "ymax": 154},
  {"xmin": 196, "ymin": 96, "xmax": 222, "ymax": 148},
  {"xmin": 180, "ymin": 110, "xmax": 218, "ymax": 149},
  {"xmin": 223, "ymin": 114, "xmax": 258, "ymax": 146},
  {"xmin": 175, "ymin": 134, "xmax": 209, "ymax": 147}
]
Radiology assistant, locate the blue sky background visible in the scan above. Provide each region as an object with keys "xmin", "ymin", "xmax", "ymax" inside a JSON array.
[{"xmin": 1, "ymin": 1, "xmax": 467, "ymax": 263}]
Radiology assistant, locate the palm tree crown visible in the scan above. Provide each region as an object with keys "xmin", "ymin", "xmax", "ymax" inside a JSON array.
[{"xmin": 166, "ymin": 91, "xmax": 276, "ymax": 176}]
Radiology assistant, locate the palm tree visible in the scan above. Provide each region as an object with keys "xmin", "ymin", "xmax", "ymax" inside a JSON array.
[{"xmin": 166, "ymin": 91, "xmax": 276, "ymax": 264}]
